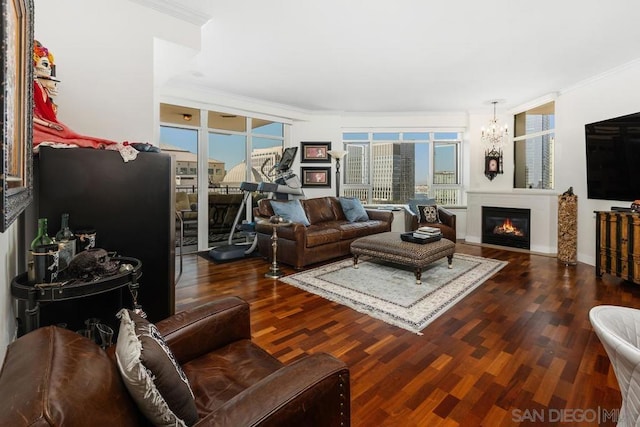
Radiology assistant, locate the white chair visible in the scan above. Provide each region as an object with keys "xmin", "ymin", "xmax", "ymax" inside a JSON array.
[{"xmin": 590, "ymin": 305, "xmax": 640, "ymax": 426}]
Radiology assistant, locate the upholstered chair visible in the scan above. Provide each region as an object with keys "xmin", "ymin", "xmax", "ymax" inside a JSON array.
[
  {"xmin": 589, "ymin": 305, "xmax": 640, "ymax": 426},
  {"xmin": 0, "ymin": 296, "xmax": 350, "ymax": 426}
]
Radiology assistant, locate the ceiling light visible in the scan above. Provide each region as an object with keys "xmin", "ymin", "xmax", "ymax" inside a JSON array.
[
  {"xmin": 482, "ymin": 100, "xmax": 507, "ymax": 181},
  {"xmin": 183, "ymin": 114, "xmax": 193, "ymax": 121},
  {"xmin": 481, "ymin": 101, "xmax": 508, "ymax": 148}
]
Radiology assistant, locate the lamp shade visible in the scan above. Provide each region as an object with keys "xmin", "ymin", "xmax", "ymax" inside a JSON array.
[{"xmin": 328, "ymin": 150, "xmax": 347, "ymax": 160}]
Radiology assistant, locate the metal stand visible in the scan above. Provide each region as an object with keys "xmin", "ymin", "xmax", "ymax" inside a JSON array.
[
  {"xmin": 266, "ymin": 225, "xmax": 283, "ymax": 278},
  {"xmin": 262, "ymin": 220, "xmax": 291, "ymax": 279}
]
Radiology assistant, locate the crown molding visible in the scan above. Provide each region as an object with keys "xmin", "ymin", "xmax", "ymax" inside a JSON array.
[{"xmin": 128, "ymin": 0, "xmax": 212, "ymax": 26}]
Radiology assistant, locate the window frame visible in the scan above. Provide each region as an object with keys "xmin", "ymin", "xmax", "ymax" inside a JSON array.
[
  {"xmin": 512, "ymin": 101, "xmax": 555, "ymax": 190},
  {"xmin": 341, "ymin": 129, "xmax": 463, "ymax": 206}
]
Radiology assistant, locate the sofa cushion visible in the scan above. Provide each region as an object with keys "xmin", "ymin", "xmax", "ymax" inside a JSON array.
[
  {"xmin": 271, "ymin": 199, "xmax": 311, "ymax": 226},
  {"xmin": 306, "ymin": 224, "xmax": 343, "ymax": 247},
  {"xmin": 115, "ymin": 309, "xmax": 199, "ymax": 427},
  {"xmin": 339, "ymin": 197, "xmax": 369, "ymax": 222},
  {"xmin": 303, "ymin": 197, "xmax": 338, "ymax": 224},
  {"xmin": 417, "ymin": 203, "xmax": 440, "ymax": 224},
  {"xmin": 336, "ymin": 220, "xmax": 391, "ymax": 240}
]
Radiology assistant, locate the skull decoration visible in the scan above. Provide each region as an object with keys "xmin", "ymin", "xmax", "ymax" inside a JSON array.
[{"xmin": 66, "ymin": 248, "xmax": 119, "ymax": 279}]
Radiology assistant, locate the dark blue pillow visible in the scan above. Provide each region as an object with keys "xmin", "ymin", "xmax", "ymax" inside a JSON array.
[
  {"xmin": 271, "ymin": 199, "xmax": 310, "ymax": 226},
  {"xmin": 339, "ymin": 197, "xmax": 369, "ymax": 222}
]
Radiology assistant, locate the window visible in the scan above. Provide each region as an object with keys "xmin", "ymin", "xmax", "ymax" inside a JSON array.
[
  {"xmin": 513, "ymin": 102, "xmax": 555, "ymax": 189},
  {"xmin": 342, "ymin": 131, "xmax": 462, "ymax": 205},
  {"xmin": 160, "ymin": 103, "xmax": 288, "ymax": 251}
]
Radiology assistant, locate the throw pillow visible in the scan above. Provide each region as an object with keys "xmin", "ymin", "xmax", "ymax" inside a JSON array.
[
  {"xmin": 407, "ymin": 197, "xmax": 436, "ymax": 216},
  {"xmin": 339, "ymin": 197, "xmax": 369, "ymax": 222},
  {"xmin": 115, "ymin": 309, "xmax": 199, "ymax": 427},
  {"xmin": 417, "ymin": 204, "xmax": 440, "ymax": 224},
  {"xmin": 271, "ymin": 199, "xmax": 311, "ymax": 226}
]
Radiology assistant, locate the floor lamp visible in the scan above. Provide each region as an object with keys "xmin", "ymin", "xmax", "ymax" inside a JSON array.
[{"xmin": 328, "ymin": 150, "xmax": 347, "ymax": 197}]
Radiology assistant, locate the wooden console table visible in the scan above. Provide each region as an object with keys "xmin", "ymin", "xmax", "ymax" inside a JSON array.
[
  {"xmin": 11, "ymin": 256, "xmax": 142, "ymax": 335},
  {"xmin": 595, "ymin": 210, "xmax": 640, "ymax": 284}
]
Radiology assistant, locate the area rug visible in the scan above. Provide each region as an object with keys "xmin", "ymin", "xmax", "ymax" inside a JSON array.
[{"xmin": 279, "ymin": 253, "xmax": 507, "ymax": 334}]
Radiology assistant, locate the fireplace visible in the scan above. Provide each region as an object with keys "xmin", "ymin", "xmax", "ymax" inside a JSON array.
[{"xmin": 482, "ymin": 206, "xmax": 531, "ymax": 249}]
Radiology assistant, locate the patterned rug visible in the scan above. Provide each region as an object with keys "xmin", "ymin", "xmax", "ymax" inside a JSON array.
[{"xmin": 280, "ymin": 253, "xmax": 507, "ymax": 334}]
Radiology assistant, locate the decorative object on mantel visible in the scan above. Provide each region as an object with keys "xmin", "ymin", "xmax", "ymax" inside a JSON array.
[
  {"xmin": 328, "ymin": 149, "xmax": 347, "ymax": 197},
  {"xmin": 631, "ymin": 199, "xmax": 640, "ymax": 213},
  {"xmin": 482, "ymin": 100, "xmax": 508, "ymax": 181},
  {"xmin": 558, "ymin": 187, "xmax": 577, "ymax": 265}
]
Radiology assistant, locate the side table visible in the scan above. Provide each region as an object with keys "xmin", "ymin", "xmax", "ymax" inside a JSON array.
[
  {"xmin": 257, "ymin": 218, "xmax": 292, "ymax": 278},
  {"xmin": 11, "ymin": 256, "xmax": 142, "ymax": 335}
]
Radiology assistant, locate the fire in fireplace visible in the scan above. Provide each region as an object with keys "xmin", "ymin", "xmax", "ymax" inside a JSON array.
[{"xmin": 482, "ymin": 206, "xmax": 531, "ymax": 249}]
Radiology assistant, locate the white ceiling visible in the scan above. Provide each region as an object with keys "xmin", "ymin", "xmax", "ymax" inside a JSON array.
[{"xmin": 154, "ymin": 0, "xmax": 640, "ymax": 114}]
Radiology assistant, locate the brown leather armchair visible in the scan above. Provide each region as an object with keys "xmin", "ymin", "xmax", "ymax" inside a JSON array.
[
  {"xmin": 404, "ymin": 205, "xmax": 457, "ymax": 242},
  {"xmin": 0, "ymin": 296, "xmax": 350, "ymax": 426}
]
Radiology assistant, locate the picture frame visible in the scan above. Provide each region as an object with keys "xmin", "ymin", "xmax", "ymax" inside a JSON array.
[
  {"xmin": 0, "ymin": 0, "xmax": 34, "ymax": 232},
  {"xmin": 300, "ymin": 141, "xmax": 331, "ymax": 163},
  {"xmin": 301, "ymin": 167, "xmax": 332, "ymax": 188}
]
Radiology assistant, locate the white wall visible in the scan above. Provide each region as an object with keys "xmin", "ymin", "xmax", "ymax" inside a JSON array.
[
  {"xmin": 0, "ymin": 0, "xmax": 202, "ymax": 365},
  {"xmin": 555, "ymin": 60, "xmax": 640, "ymax": 266},
  {"xmin": 34, "ymin": 0, "xmax": 201, "ymax": 144}
]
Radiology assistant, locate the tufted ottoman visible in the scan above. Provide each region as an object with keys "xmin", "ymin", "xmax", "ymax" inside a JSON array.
[{"xmin": 350, "ymin": 232, "xmax": 455, "ymax": 284}]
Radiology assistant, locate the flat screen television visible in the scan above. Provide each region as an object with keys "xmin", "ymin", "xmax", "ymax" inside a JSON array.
[
  {"xmin": 585, "ymin": 111, "xmax": 640, "ymax": 201},
  {"xmin": 276, "ymin": 147, "xmax": 298, "ymax": 172}
]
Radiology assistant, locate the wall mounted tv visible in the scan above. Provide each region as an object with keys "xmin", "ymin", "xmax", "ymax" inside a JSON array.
[{"xmin": 585, "ymin": 111, "xmax": 640, "ymax": 201}]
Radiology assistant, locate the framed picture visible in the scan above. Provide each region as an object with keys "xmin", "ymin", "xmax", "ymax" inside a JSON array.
[
  {"xmin": 300, "ymin": 141, "xmax": 331, "ymax": 163},
  {"xmin": 301, "ymin": 167, "xmax": 332, "ymax": 188},
  {"xmin": 0, "ymin": 0, "xmax": 34, "ymax": 232}
]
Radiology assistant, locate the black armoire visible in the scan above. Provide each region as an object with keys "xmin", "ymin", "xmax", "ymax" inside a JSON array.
[{"xmin": 32, "ymin": 146, "xmax": 175, "ymax": 330}]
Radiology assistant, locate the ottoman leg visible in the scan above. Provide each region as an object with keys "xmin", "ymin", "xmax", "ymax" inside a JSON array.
[
  {"xmin": 353, "ymin": 255, "xmax": 359, "ymax": 269},
  {"xmin": 415, "ymin": 268, "xmax": 422, "ymax": 285},
  {"xmin": 447, "ymin": 254, "xmax": 453, "ymax": 269}
]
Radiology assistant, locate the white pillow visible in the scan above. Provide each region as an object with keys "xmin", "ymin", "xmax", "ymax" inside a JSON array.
[{"xmin": 115, "ymin": 309, "xmax": 198, "ymax": 427}]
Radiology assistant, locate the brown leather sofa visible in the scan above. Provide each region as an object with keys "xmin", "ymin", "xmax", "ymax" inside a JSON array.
[
  {"xmin": 254, "ymin": 196, "xmax": 393, "ymax": 269},
  {"xmin": 0, "ymin": 296, "xmax": 350, "ymax": 426},
  {"xmin": 404, "ymin": 205, "xmax": 457, "ymax": 242}
]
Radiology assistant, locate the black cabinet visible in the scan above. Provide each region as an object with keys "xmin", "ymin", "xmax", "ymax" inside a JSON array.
[{"xmin": 32, "ymin": 147, "xmax": 175, "ymax": 329}]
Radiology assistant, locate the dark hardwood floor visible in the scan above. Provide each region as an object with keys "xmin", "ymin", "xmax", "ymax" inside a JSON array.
[{"xmin": 175, "ymin": 243, "xmax": 638, "ymax": 426}]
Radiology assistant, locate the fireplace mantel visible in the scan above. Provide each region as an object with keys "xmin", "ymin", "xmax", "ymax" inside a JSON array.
[{"xmin": 466, "ymin": 190, "xmax": 558, "ymax": 254}]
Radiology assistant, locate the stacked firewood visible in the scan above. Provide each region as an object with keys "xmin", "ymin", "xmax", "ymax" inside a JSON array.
[{"xmin": 558, "ymin": 193, "xmax": 578, "ymax": 265}]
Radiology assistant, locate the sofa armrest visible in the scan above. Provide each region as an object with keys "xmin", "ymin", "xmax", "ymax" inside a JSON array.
[
  {"xmin": 365, "ymin": 208, "xmax": 394, "ymax": 224},
  {"xmin": 156, "ymin": 296, "xmax": 251, "ymax": 364},
  {"xmin": 196, "ymin": 353, "xmax": 350, "ymax": 427}
]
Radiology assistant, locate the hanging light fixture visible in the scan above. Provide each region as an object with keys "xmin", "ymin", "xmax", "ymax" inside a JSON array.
[{"xmin": 482, "ymin": 100, "xmax": 508, "ymax": 181}]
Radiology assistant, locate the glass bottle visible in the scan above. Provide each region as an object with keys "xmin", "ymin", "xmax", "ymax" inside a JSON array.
[
  {"xmin": 31, "ymin": 218, "xmax": 53, "ymax": 250},
  {"xmin": 55, "ymin": 213, "xmax": 76, "ymax": 270}
]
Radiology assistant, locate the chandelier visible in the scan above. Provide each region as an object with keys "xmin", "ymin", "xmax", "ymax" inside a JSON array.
[
  {"xmin": 482, "ymin": 100, "xmax": 508, "ymax": 181},
  {"xmin": 481, "ymin": 101, "xmax": 508, "ymax": 148}
]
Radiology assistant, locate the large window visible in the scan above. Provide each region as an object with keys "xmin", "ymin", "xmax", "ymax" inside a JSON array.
[
  {"xmin": 160, "ymin": 103, "xmax": 287, "ymax": 251},
  {"xmin": 513, "ymin": 102, "xmax": 555, "ymax": 189},
  {"xmin": 342, "ymin": 131, "xmax": 462, "ymax": 205}
]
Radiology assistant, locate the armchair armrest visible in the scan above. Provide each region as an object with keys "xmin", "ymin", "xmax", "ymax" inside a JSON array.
[
  {"xmin": 156, "ymin": 296, "xmax": 251, "ymax": 364},
  {"xmin": 404, "ymin": 206, "xmax": 419, "ymax": 232},
  {"xmin": 438, "ymin": 206, "xmax": 456, "ymax": 231},
  {"xmin": 196, "ymin": 353, "xmax": 350, "ymax": 427}
]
